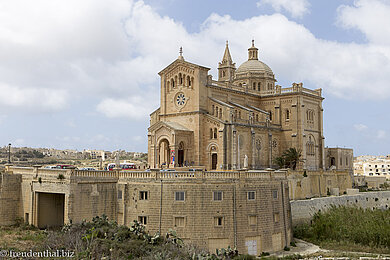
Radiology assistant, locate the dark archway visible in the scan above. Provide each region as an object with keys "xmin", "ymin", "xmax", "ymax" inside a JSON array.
[
  {"xmin": 178, "ymin": 142, "xmax": 184, "ymax": 167},
  {"xmin": 211, "ymin": 154, "xmax": 218, "ymax": 170},
  {"xmin": 158, "ymin": 139, "xmax": 170, "ymax": 168},
  {"xmin": 330, "ymin": 157, "xmax": 335, "ymax": 166}
]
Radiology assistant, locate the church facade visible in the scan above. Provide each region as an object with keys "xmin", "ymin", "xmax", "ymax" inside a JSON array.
[{"xmin": 148, "ymin": 41, "xmax": 324, "ymax": 171}]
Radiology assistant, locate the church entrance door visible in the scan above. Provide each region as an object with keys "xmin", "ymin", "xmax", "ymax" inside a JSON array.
[
  {"xmin": 211, "ymin": 153, "xmax": 218, "ymax": 170},
  {"xmin": 178, "ymin": 149, "xmax": 184, "ymax": 166}
]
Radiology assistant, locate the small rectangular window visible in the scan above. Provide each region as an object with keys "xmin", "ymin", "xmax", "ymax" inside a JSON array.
[
  {"xmin": 175, "ymin": 191, "xmax": 185, "ymax": 201},
  {"xmin": 138, "ymin": 216, "xmax": 147, "ymax": 225},
  {"xmin": 214, "ymin": 216, "xmax": 224, "ymax": 227},
  {"xmin": 174, "ymin": 217, "xmax": 185, "ymax": 227},
  {"xmin": 248, "ymin": 191, "xmax": 256, "ymax": 200},
  {"xmin": 117, "ymin": 190, "xmax": 123, "ymax": 200},
  {"xmin": 248, "ymin": 215, "xmax": 257, "ymax": 225},
  {"xmin": 274, "ymin": 213, "xmax": 280, "ymax": 223},
  {"xmin": 140, "ymin": 191, "xmax": 148, "ymax": 200},
  {"xmin": 213, "ymin": 191, "xmax": 223, "ymax": 201},
  {"xmin": 272, "ymin": 190, "xmax": 278, "ymax": 199}
]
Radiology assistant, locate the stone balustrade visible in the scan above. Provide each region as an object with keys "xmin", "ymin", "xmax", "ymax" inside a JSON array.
[{"xmin": 9, "ymin": 166, "xmax": 287, "ymax": 181}]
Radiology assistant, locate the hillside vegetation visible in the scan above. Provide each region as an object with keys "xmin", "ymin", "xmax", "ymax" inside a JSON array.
[
  {"xmin": 294, "ymin": 206, "xmax": 390, "ymax": 253},
  {"xmin": 1, "ymin": 216, "xmax": 255, "ymax": 260}
]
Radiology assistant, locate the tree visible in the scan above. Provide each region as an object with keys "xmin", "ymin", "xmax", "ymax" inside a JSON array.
[{"xmin": 274, "ymin": 147, "xmax": 302, "ymax": 170}]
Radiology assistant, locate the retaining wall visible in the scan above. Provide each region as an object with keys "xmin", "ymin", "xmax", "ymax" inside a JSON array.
[{"xmin": 291, "ymin": 191, "xmax": 390, "ymax": 225}]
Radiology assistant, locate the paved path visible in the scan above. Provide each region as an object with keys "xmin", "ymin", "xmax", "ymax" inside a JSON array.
[{"xmin": 272, "ymin": 239, "xmax": 328, "ymax": 258}]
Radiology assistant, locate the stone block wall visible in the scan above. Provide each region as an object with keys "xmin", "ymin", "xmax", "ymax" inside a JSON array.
[
  {"xmin": 2, "ymin": 167, "xmax": 292, "ymax": 255},
  {"xmin": 291, "ymin": 191, "xmax": 390, "ymax": 226},
  {"xmin": 0, "ymin": 173, "xmax": 22, "ymax": 225},
  {"xmin": 288, "ymin": 169, "xmax": 352, "ymax": 200}
]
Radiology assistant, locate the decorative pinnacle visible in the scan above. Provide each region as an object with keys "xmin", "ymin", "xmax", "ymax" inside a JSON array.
[
  {"xmin": 252, "ymin": 39, "xmax": 255, "ymax": 47},
  {"xmin": 178, "ymin": 46, "xmax": 184, "ymax": 60},
  {"xmin": 226, "ymin": 40, "xmax": 228, "ymax": 46}
]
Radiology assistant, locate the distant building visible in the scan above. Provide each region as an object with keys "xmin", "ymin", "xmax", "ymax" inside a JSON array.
[
  {"xmin": 83, "ymin": 149, "xmax": 106, "ymax": 160},
  {"xmin": 324, "ymin": 147, "xmax": 354, "ymax": 172},
  {"xmin": 354, "ymin": 156, "xmax": 390, "ymax": 179}
]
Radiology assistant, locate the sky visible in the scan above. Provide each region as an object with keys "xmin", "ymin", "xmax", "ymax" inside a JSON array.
[{"xmin": 0, "ymin": 0, "xmax": 389, "ymax": 156}]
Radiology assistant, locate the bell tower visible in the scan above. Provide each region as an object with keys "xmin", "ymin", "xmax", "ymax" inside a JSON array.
[{"xmin": 218, "ymin": 41, "xmax": 236, "ymax": 82}]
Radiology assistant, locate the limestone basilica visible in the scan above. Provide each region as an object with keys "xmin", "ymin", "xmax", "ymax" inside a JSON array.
[{"xmin": 148, "ymin": 41, "xmax": 324, "ymax": 171}]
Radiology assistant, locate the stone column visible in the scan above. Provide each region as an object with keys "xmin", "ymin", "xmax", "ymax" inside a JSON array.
[
  {"xmin": 251, "ymin": 128, "xmax": 256, "ymax": 169},
  {"xmin": 232, "ymin": 127, "xmax": 237, "ymax": 170}
]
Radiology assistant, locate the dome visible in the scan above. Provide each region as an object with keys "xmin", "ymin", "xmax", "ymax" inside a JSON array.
[{"xmin": 236, "ymin": 59, "xmax": 273, "ymax": 74}]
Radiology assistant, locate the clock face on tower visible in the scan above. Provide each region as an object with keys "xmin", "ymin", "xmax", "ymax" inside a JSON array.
[{"xmin": 176, "ymin": 92, "xmax": 186, "ymax": 106}]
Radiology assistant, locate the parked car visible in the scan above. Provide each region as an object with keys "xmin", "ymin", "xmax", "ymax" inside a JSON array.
[{"xmin": 78, "ymin": 167, "xmax": 96, "ymax": 171}]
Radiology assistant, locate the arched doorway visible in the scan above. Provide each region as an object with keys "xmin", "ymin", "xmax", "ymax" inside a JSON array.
[
  {"xmin": 158, "ymin": 139, "xmax": 170, "ymax": 168},
  {"xmin": 211, "ymin": 153, "xmax": 218, "ymax": 170},
  {"xmin": 178, "ymin": 142, "xmax": 184, "ymax": 167},
  {"xmin": 330, "ymin": 157, "xmax": 335, "ymax": 166}
]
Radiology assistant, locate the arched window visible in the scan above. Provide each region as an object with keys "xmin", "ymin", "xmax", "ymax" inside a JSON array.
[
  {"xmin": 258, "ymin": 82, "xmax": 261, "ymax": 91},
  {"xmin": 238, "ymin": 111, "xmax": 241, "ymax": 119},
  {"xmin": 210, "ymin": 128, "xmax": 213, "ymax": 139},
  {"xmin": 306, "ymin": 136, "xmax": 315, "ymax": 156},
  {"xmin": 253, "ymin": 82, "xmax": 256, "ymax": 90},
  {"xmin": 187, "ymin": 75, "xmax": 191, "ymax": 86},
  {"xmin": 211, "ymin": 105, "xmax": 214, "ymax": 115},
  {"xmin": 216, "ymin": 106, "xmax": 219, "ymax": 117},
  {"xmin": 286, "ymin": 109, "xmax": 290, "ymax": 121},
  {"xmin": 269, "ymin": 111, "xmax": 272, "ymax": 121},
  {"xmin": 213, "ymin": 128, "xmax": 217, "ymax": 139},
  {"xmin": 219, "ymin": 108, "xmax": 222, "ymax": 119},
  {"xmin": 171, "ymin": 78, "xmax": 175, "ymax": 88},
  {"xmin": 256, "ymin": 114, "xmax": 259, "ymax": 122},
  {"xmin": 179, "ymin": 73, "xmax": 183, "ymax": 85}
]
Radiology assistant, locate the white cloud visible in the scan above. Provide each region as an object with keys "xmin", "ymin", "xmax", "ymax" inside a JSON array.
[
  {"xmin": 1, "ymin": 0, "xmax": 390, "ymax": 121},
  {"xmin": 257, "ymin": 0, "xmax": 310, "ymax": 18},
  {"xmin": 337, "ymin": 0, "xmax": 390, "ymax": 45},
  {"xmin": 96, "ymin": 96, "xmax": 156, "ymax": 120},
  {"xmin": 354, "ymin": 124, "xmax": 368, "ymax": 131},
  {"xmin": 377, "ymin": 130, "xmax": 387, "ymax": 139},
  {"xmin": 13, "ymin": 138, "xmax": 25, "ymax": 146},
  {"xmin": 0, "ymin": 83, "xmax": 68, "ymax": 111}
]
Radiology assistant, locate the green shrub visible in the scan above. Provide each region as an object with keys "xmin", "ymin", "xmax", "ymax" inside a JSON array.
[{"xmin": 294, "ymin": 206, "xmax": 390, "ymax": 250}]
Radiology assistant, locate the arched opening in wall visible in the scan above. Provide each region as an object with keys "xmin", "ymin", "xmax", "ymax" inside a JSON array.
[
  {"xmin": 187, "ymin": 76, "xmax": 191, "ymax": 86},
  {"xmin": 211, "ymin": 153, "xmax": 218, "ymax": 170},
  {"xmin": 213, "ymin": 128, "xmax": 218, "ymax": 139},
  {"xmin": 330, "ymin": 157, "xmax": 336, "ymax": 166},
  {"xmin": 158, "ymin": 139, "xmax": 170, "ymax": 168},
  {"xmin": 179, "ymin": 73, "xmax": 183, "ymax": 85},
  {"xmin": 37, "ymin": 192, "xmax": 64, "ymax": 228},
  {"xmin": 178, "ymin": 142, "xmax": 184, "ymax": 167}
]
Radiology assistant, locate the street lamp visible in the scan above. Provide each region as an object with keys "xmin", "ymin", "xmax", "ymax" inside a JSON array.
[{"xmin": 8, "ymin": 143, "xmax": 11, "ymax": 163}]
